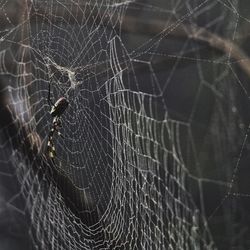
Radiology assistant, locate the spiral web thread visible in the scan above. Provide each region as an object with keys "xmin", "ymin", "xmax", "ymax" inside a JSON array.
[{"xmin": 0, "ymin": 0, "xmax": 249, "ymax": 249}]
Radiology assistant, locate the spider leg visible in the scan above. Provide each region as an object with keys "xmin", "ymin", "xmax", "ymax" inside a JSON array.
[
  {"xmin": 56, "ymin": 131, "xmax": 64, "ymax": 138},
  {"xmin": 48, "ymin": 80, "xmax": 55, "ymax": 107},
  {"xmin": 56, "ymin": 118, "xmax": 64, "ymax": 138},
  {"xmin": 54, "ymin": 120, "xmax": 64, "ymax": 138},
  {"xmin": 47, "ymin": 117, "xmax": 64, "ymax": 159},
  {"xmin": 47, "ymin": 121, "xmax": 57, "ymax": 158},
  {"xmin": 47, "ymin": 135, "xmax": 56, "ymax": 158}
]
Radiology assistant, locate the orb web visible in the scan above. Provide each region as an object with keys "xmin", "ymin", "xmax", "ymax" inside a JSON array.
[{"xmin": 0, "ymin": 0, "xmax": 249, "ymax": 249}]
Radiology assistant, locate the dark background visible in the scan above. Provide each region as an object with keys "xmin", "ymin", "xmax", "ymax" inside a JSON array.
[{"xmin": 1, "ymin": 0, "xmax": 250, "ymax": 249}]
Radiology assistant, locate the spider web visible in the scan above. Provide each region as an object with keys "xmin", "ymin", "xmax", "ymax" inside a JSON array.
[{"xmin": 0, "ymin": 0, "xmax": 250, "ymax": 249}]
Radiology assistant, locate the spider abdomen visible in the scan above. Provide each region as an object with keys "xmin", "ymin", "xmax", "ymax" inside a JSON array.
[{"xmin": 50, "ymin": 97, "xmax": 69, "ymax": 117}]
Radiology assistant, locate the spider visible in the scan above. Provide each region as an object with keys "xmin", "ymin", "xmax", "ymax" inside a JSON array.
[{"xmin": 47, "ymin": 85, "xmax": 69, "ymax": 158}]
